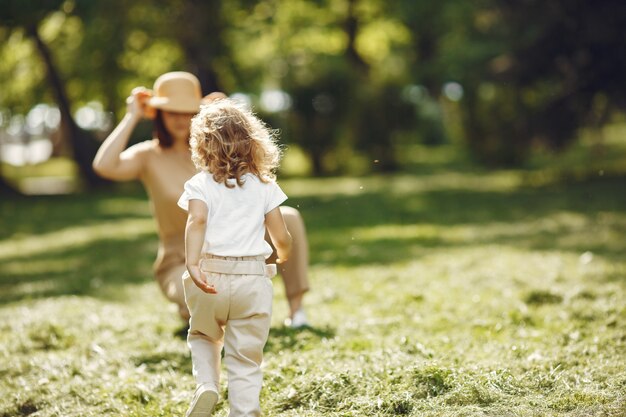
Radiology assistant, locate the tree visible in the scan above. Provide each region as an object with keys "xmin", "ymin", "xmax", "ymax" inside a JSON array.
[
  {"xmin": 169, "ymin": 0, "xmax": 226, "ymax": 93},
  {"xmin": 0, "ymin": 0, "xmax": 105, "ymax": 187},
  {"xmin": 3, "ymin": 0, "xmax": 624, "ymax": 179},
  {"xmin": 456, "ymin": 0, "xmax": 626, "ymax": 165}
]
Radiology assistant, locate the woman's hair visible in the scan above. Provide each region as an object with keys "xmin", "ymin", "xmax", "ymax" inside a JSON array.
[
  {"xmin": 153, "ymin": 110, "xmax": 174, "ymax": 148},
  {"xmin": 189, "ymin": 99, "xmax": 282, "ymax": 187}
]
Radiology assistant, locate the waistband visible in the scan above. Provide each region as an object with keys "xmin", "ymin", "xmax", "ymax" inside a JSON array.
[{"xmin": 200, "ymin": 253, "xmax": 276, "ymax": 278}]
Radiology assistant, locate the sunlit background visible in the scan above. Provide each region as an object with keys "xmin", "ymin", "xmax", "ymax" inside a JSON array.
[{"xmin": 1, "ymin": 0, "xmax": 625, "ymax": 193}]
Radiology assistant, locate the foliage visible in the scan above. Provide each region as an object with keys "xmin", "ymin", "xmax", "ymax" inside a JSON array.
[
  {"xmin": 1, "ymin": 0, "xmax": 626, "ymax": 177},
  {"xmin": 454, "ymin": 0, "xmax": 626, "ymax": 165}
]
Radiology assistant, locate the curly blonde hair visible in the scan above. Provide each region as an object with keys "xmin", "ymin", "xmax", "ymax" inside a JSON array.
[{"xmin": 189, "ymin": 99, "xmax": 282, "ymax": 188}]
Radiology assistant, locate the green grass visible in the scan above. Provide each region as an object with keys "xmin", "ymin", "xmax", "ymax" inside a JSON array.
[{"xmin": 1, "ymin": 151, "xmax": 625, "ymax": 415}]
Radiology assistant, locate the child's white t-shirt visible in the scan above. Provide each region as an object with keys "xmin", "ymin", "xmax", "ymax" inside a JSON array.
[{"xmin": 177, "ymin": 172, "xmax": 287, "ymax": 258}]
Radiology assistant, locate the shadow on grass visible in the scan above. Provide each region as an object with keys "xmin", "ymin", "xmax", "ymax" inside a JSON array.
[
  {"xmin": 0, "ymin": 184, "xmax": 159, "ymax": 304},
  {"xmin": 132, "ymin": 349, "xmax": 192, "ymax": 374},
  {"xmin": 169, "ymin": 323, "xmax": 335, "ymax": 354},
  {"xmin": 294, "ymin": 175, "xmax": 626, "ymax": 266},
  {"xmin": 0, "ymin": 235, "xmax": 157, "ymax": 304},
  {"xmin": 265, "ymin": 325, "xmax": 335, "ymax": 353},
  {"xmin": 1, "ymin": 175, "xmax": 624, "ymax": 304},
  {"xmin": 296, "ymin": 175, "xmax": 626, "ymax": 230},
  {"xmin": 0, "ymin": 184, "xmax": 149, "ymax": 241}
]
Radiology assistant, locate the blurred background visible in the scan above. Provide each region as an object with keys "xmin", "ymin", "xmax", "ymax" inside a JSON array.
[
  {"xmin": 0, "ymin": 0, "xmax": 625, "ymax": 193},
  {"xmin": 1, "ymin": 3, "xmax": 626, "ymax": 415}
]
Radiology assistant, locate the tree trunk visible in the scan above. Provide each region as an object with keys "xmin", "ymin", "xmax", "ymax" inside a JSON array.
[
  {"xmin": 177, "ymin": 0, "xmax": 223, "ymax": 94},
  {"xmin": 0, "ymin": 174, "xmax": 21, "ymax": 197},
  {"xmin": 0, "ymin": 130, "xmax": 21, "ymax": 195},
  {"xmin": 310, "ymin": 150, "xmax": 324, "ymax": 177},
  {"xmin": 26, "ymin": 23, "xmax": 104, "ymax": 188},
  {"xmin": 344, "ymin": 0, "xmax": 369, "ymax": 75}
]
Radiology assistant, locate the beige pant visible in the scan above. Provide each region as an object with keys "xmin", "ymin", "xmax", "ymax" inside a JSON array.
[
  {"xmin": 157, "ymin": 206, "xmax": 309, "ymax": 320},
  {"xmin": 183, "ymin": 255, "xmax": 274, "ymax": 417}
]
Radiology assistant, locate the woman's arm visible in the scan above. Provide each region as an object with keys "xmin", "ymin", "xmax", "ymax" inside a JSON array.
[
  {"xmin": 266, "ymin": 207, "xmax": 292, "ymax": 263},
  {"xmin": 92, "ymin": 88, "xmax": 150, "ymax": 181},
  {"xmin": 185, "ymin": 199, "xmax": 217, "ymax": 294}
]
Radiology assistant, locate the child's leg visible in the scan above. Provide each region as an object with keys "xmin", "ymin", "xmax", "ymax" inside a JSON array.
[
  {"xmin": 224, "ymin": 274, "xmax": 273, "ymax": 416},
  {"xmin": 187, "ymin": 334, "xmax": 223, "ymax": 392},
  {"xmin": 183, "ymin": 271, "xmax": 228, "ymax": 393}
]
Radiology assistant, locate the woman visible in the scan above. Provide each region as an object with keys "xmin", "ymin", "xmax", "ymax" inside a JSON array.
[{"xmin": 92, "ymin": 71, "xmax": 309, "ymax": 327}]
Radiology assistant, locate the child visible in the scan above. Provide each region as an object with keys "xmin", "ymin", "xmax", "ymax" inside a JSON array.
[{"xmin": 178, "ymin": 99, "xmax": 292, "ymax": 416}]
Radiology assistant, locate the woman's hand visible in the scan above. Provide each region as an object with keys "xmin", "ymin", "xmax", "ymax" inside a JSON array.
[
  {"xmin": 92, "ymin": 87, "xmax": 152, "ymax": 181},
  {"xmin": 126, "ymin": 87, "xmax": 153, "ymax": 120},
  {"xmin": 187, "ymin": 264, "xmax": 218, "ymax": 294}
]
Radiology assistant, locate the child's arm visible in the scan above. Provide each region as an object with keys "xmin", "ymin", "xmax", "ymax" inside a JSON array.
[
  {"xmin": 265, "ymin": 207, "xmax": 292, "ymax": 263},
  {"xmin": 185, "ymin": 199, "xmax": 217, "ymax": 294}
]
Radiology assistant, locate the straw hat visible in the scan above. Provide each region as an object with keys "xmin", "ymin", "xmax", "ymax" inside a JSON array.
[{"xmin": 147, "ymin": 71, "xmax": 203, "ymax": 113}]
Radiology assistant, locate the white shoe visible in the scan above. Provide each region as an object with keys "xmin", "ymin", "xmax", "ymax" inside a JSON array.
[
  {"xmin": 185, "ymin": 384, "xmax": 218, "ymax": 417},
  {"xmin": 286, "ymin": 308, "xmax": 309, "ymax": 328}
]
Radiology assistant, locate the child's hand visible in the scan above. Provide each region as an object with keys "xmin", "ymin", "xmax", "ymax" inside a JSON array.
[
  {"xmin": 194, "ymin": 276, "xmax": 217, "ymax": 294},
  {"xmin": 187, "ymin": 265, "xmax": 218, "ymax": 294}
]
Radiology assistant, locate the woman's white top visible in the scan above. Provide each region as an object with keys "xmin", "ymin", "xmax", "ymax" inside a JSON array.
[{"xmin": 177, "ymin": 172, "xmax": 287, "ymax": 258}]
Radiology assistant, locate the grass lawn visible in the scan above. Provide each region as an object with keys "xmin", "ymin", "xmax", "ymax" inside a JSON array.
[{"xmin": 0, "ymin": 146, "xmax": 625, "ymax": 416}]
